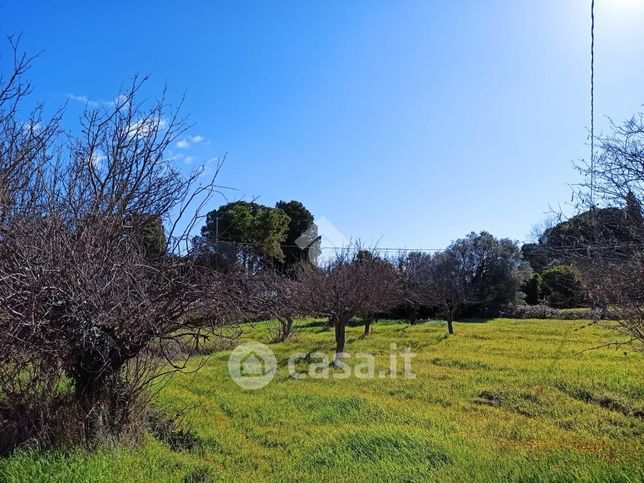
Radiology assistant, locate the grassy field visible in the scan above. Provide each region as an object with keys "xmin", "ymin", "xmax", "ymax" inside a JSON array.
[{"xmin": 1, "ymin": 318, "xmax": 642, "ymax": 482}]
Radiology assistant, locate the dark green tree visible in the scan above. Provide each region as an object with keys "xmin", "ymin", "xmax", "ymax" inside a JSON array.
[
  {"xmin": 521, "ymin": 243, "xmax": 551, "ymax": 274},
  {"xmin": 410, "ymin": 232, "xmax": 532, "ymax": 335},
  {"xmin": 540, "ymin": 265, "xmax": 586, "ymax": 308},
  {"xmin": 449, "ymin": 232, "xmax": 533, "ymax": 314},
  {"xmin": 522, "ymin": 273, "xmax": 541, "ymax": 306},
  {"xmin": 526, "ymin": 207, "xmax": 642, "ymax": 271},
  {"xmin": 625, "ymin": 191, "xmax": 644, "ymax": 241},
  {"xmin": 129, "ymin": 213, "xmax": 167, "ymax": 262},
  {"xmin": 275, "ymin": 200, "xmax": 320, "ymax": 271},
  {"xmin": 201, "ymin": 201, "xmax": 290, "ymax": 271}
]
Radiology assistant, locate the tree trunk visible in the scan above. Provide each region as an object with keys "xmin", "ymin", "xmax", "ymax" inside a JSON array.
[
  {"xmin": 363, "ymin": 319, "xmax": 371, "ymax": 336},
  {"xmin": 277, "ymin": 316, "xmax": 293, "ymax": 342},
  {"xmin": 447, "ymin": 308, "xmax": 454, "ymax": 335},
  {"xmin": 334, "ymin": 319, "xmax": 346, "ymax": 362},
  {"xmin": 73, "ymin": 372, "xmax": 123, "ymax": 442},
  {"xmin": 409, "ymin": 306, "xmax": 418, "ymax": 325},
  {"xmin": 195, "ymin": 329, "xmax": 201, "ymax": 352}
]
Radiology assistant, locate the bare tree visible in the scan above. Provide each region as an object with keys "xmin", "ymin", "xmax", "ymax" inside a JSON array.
[
  {"xmin": 354, "ymin": 250, "xmax": 403, "ymax": 336},
  {"xmin": 397, "ymin": 251, "xmax": 433, "ymax": 325},
  {"xmin": 425, "ymin": 250, "xmax": 466, "ymax": 335},
  {"xmin": 0, "ymin": 41, "xmax": 240, "ymax": 452},
  {"xmin": 578, "ymin": 114, "xmax": 644, "ymax": 207},
  {"xmin": 231, "ymin": 269, "xmax": 304, "ymax": 343},
  {"xmin": 269, "ymin": 272, "xmax": 306, "ymax": 342},
  {"xmin": 574, "ymin": 113, "xmax": 644, "ymax": 348},
  {"xmin": 0, "ymin": 35, "xmax": 62, "ymax": 223},
  {"xmin": 401, "ymin": 250, "xmax": 466, "ymax": 335},
  {"xmin": 292, "ymin": 246, "xmax": 402, "ymax": 361}
]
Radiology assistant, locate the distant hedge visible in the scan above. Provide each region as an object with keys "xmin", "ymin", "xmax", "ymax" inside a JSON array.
[{"xmin": 499, "ymin": 305, "xmax": 607, "ymax": 320}]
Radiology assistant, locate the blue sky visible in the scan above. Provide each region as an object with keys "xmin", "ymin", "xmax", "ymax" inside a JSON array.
[{"xmin": 2, "ymin": 0, "xmax": 644, "ymax": 249}]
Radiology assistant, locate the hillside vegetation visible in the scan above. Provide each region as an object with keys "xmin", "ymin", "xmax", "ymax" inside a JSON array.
[{"xmin": 1, "ymin": 318, "xmax": 642, "ymax": 482}]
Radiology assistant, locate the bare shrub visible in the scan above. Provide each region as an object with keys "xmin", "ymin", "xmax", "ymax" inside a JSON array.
[{"xmin": 0, "ymin": 41, "xmax": 239, "ymax": 452}]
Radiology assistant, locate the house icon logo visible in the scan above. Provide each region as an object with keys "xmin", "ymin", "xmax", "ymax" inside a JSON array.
[{"xmin": 228, "ymin": 341, "xmax": 277, "ymax": 390}]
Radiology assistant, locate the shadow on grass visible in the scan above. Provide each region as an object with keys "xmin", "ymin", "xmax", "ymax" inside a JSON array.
[
  {"xmin": 453, "ymin": 318, "xmax": 494, "ymax": 324},
  {"xmin": 300, "ymin": 318, "xmax": 451, "ymax": 328},
  {"xmin": 298, "ymin": 319, "xmax": 328, "ymax": 329}
]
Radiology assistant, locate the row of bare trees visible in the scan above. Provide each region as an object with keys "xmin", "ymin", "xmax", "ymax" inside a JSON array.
[
  {"xmin": 288, "ymin": 249, "xmax": 403, "ymax": 361},
  {"xmin": 252, "ymin": 233, "xmax": 531, "ymax": 362}
]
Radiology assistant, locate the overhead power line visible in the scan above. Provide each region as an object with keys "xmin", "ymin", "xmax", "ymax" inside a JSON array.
[{"xmin": 205, "ymin": 239, "xmax": 644, "ymax": 254}]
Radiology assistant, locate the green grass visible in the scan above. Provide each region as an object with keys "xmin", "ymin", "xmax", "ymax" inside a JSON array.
[{"xmin": 1, "ymin": 319, "xmax": 643, "ymax": 482}]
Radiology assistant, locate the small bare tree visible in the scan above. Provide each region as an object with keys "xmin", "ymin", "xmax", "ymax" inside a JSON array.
[
  {"xmin": 231, "ymin": 268, "xmax": 304, "ymax": 343},
  {"xmin": 292, "ymin": 246, "xmax": 402, "ymax": 361},
  {"xmin": 397, "ymin": 251, "xmax": 433, "ymax": 325},
  {"xmin": 354, "ymin": 250, "xmax": 403, "ymax": 336},
  {"xmin": 269, "ymin": 272, "xmax": 305, "ymax": 342}
]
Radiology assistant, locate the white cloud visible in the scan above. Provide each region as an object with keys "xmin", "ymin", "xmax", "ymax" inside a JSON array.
[
  {"xmin": 66, "ymin": 93, "xmax": 101, "ymax": 108},
  {"xmin": 66, "ymin": 93, "xmax": 130, "ymax": 109},
  {"xmin": 21, "ymin": 121, "xmax": 43, "ymax": 133},
  {"xmin": 175, "ymin": 135, "xmax": 207, "ymax": 149},
  {"xmin": 112, "ymin": 94, "xmax": 129, "ymax": 107},
  {"xmin": 166, "ymin": 152, "xmax": 195, "ymax": 164},
  {"xmin": 127, "ymin": 116, "xmax": 169, "ymax": 138},
  {"xmin": 90, "ymin": 151, "xmax": 107, "ymax": 169}
]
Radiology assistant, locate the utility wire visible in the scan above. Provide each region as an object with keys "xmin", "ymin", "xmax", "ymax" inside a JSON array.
[
  {"xmin": 207, "ymin": 239, "xmax": 644, "ymax": 253},
  {"xmin": 208, "ymin": 240, "xmax": 446, "ymax": 252}
]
